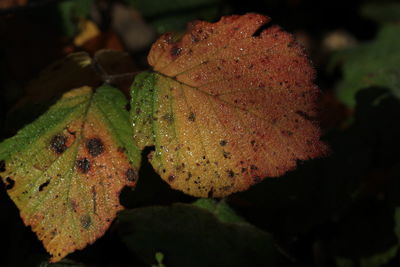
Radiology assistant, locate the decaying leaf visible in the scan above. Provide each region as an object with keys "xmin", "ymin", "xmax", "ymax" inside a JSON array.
[
  {"xmin": 0, "ymin": 85, "xmax": 141, "ymax": 262},
  {"xmin": 131, "ymin": 13, "xmax": 327, "ymax": 197}
]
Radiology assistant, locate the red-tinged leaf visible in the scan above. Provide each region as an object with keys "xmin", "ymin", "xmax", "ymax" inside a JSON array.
[
  {"xmin": 0, "ymin": 85, "xmax": 141, "ymax": 262},
  {"xmin": 131, "ymin": 14, "xmax": 328, "ymax": 197}
]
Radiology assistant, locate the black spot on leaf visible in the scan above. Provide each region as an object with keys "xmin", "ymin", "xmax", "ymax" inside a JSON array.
[
  {"xmin": 227, "ymin": 170, "xmax": 235, "ymax": 178},
  {"xmin": 76, "ymin": 158, "xmax": 90, "ymax": 173},
  {"xmin": 170, "ymin": 45, "xmax": 182, "ymax": 57},
  {"xmin": 168, "ymin": 175, "xmax": 176, "ymax": 182},
  {"xmin": 50, "ymin": 134, "xmax": 67, "ymax": 154},
  {"xmin": 80, "ymin": 215, "xmax": 92, "ymax": 229},
  {"xmin": 162, "ymin": 113, "xmax": 174, "ymax": 123},
  {"xmin": 39, "ymin": 180, "xmax": 50, "ymax": 192},
  {"xmin": 188, "ymin": 112, "xmax": 196, "ymax": 122},
  {"xmin": 219, "ymin": 140, "xmax": 227, "ymax": 146},
  {"xmin": 223, "ymin": 151, "xmax": 231, "ymax": 159},
  {"xmin": 86, "ymin": 138, "xmax": 104, "ymax": 157}
]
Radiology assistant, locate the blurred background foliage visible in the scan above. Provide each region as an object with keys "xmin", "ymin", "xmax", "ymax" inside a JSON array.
[{"xmin": 0, "ymin": 0, "xmax": 400, "ymax": 266}]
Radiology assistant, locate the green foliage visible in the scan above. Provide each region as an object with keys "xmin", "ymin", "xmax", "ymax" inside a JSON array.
[
  {"xmin": 118, "ymin": 203, "xmax": 287, "ymax": 267},
  {"xmin": 193, "ymin": 199, "xmax": 245, "ymax": 224},
  {"xmin": 152, "ymin": 252, "xmax": 166, "ymax": 267},
  {"xmin": 332, "ymin": 24, "xmax": 400, "ymax": 107},
  {"xmin": 125, "ymin": 0, "xmax": 228, "ymax": 33},
  {"xmin": 57, "ymin": 0, "xmax": 94, "ymax": 37}
]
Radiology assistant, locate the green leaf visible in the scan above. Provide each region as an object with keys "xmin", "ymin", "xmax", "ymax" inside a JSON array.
[
  {"xmin": 0, "ymin": 85, "xmax": 141, "ymax": 262},
  {"xmin": 193, "ymin": 198, "xmax": 246, "ymax": 224},
  {"xmin": 118, "ymin": 203, "xmax": 286, "ymax": 267},
  {"xmin": 57, "ymin": 0, "xmax": 94, "ymax": 37},
  {"xmin": 332, "ymin": 24, "xmax": 400, "ymax": 107},
  {"xmin": 125, "ymin": 0, "xmax": 227, "ymax": 33}
]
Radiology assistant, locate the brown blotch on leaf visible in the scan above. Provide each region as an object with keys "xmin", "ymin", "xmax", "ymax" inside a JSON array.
[
  {"xmin": 126, "ymin": 168, "xmax": 138, "ymax": 182},
  {"xmin": 76, "ymin": 158, "xmax": 90, "ymax": 174},
  {"xmin": 168, "ymin": 175, "xmax": 176, "ymax": 182},
  {"xmin": 117, "ymin": 147, "xmax": 126, "ymax": 153},
  {"xmin": 50, "ymin": 134, "xmax": 68, "ymax": 154},
  {"xmin": 223, "ymin": 151, "xmax": 231, "ymax": 159},
  {"xmin": 0, "ymin": 160, "xmax": 5, "ymax": 172},
  {"xmin": 80, "ymin": 215, "xmax": 92, "ymax": 229},
  {"xmin": 5, "ymin": 177, "xmax": 15, "ymax": 190},
  {"xmin": 296, "ymin": 110, "xmax": 316, "ymax": 121},
  {"xmin": 39, "ymin": 180, "xmax": 50, "ymax": 192},
  {"xmin": 250, "ymin": 165, "xmax": 258, "ymax": 170},
  {"xmin": 170, "ymin": 45, "xmax": 182, "ymax": 57},
  {"xmin": 227, "ymin": 169, "xmax": 235, "ymax": 178},
  {"xmin": 70, "ymin": 200, "xmax": 78, "ymax": 212},
  {"xmin": 162, "ymin": 113, "xmax": 174, "ymax": 123},
  {"xmin": 219, "ymin": 140, "xmax": 227, "ymax": 146},
  {"xmin": 188, "ymin": 112, "xmax": 196, "ymax": 122},
  {"xmin": 86, "ymin": 138, "xmax": 105, "ymax": 157}
]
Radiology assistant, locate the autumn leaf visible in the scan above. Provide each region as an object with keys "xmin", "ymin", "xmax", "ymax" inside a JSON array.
[
  {"xmin": 0, "ymin": 85, "xmax": 141, "ymax": 262},
  {"xmin": 131, "ymin": 13, "xmax": 327, "ymax": 197}
]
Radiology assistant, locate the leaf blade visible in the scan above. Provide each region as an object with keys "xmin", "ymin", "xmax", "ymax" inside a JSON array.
[
  {"xmin": 132, "ymin": 14, "xmax": 327, "ymax": 197},
  {"xmin": 0, "ymin": 85, "xmax": 141, "ymax": 262}
]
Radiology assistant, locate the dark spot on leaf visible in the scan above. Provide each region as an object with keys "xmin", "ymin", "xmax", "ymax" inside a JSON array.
[
  {"xmin": 117, "ymin": 147, "xmax": 126, "ymax": 153},
  {"xmin": 80, "ymin": 215, "xmax": 92, "ymax": 229},
  {"xmin": 126, "ymin": 168, "xmax": 138, "ymax": 182},
  {"xmin": 281, "ymin": 130, "xmax": 293, "ymax": 137},
  {"xmin": 188, "ymin": 112, "xmax": 196, "ymax": 122},
  {"xmin": 227, "ymin": 169, "xmax": 235, "ymax": 178},
  {"xmin": 170, "ymin": 45, "xmax": 182, "ymax": 57},
  {"xmin": 219, "ymin": 140, "xmax": 227, "ymax": 146},
  {"xmin": 39, "ymin": 180, "xmax": 50, "ymax": 192},
  {"xmin": 168, "ymin": 175, "xmax": 175, "ymax": 182},
  {"xmin": 69, "ymin": 200, "xmax": 78, "ymax": 212},
  {"xmin": 0, "ymin": 160, "xmax": 5, "ymax": 172},
  {"xmin": 92, "ymin": 186, "xmax": 97, "ymax": 214},
  {"xmin": 250, "ymin": 165, "xmax": 258, "ymax": 170},
  {"xmin": 76, "ymin": 158, "xmax": 90, "ymax": 173},
  {"xmin": 5, "ymin": 177, "xmax": 14, "ymax": 190},
  {"xmin": 50, "ymin": 134, "xmax": 67, "ymax": 154},
  {"xmin": 223, "ymin": 151, "xmax": 231, "ymax": 159},
  {"xmin": 250, "ymin": 140, "xmax": 256, "ymax": 146},
  {"xmin": 86, "ymin": 138, "xmax": 104, "ymax": 157},
  {"xmin": 241, "ymin": 168, "xmax": 247, "ymax": 173},
  {"xmin": 162, "ymin": 113, "xmax": 174, "ymax": 123},
  {"xmin": 296, "ymin": 110, "xmax": 316, "ymax": 121}
]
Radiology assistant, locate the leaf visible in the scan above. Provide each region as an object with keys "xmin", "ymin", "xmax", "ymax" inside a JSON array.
[
  {"xmin": 125, "ymin": 0, "xmax": 226, "ymax": 34},
  {"xmin": 5, "ymin": 50, "xmax": 136, "ymax": 135},
  {"xmin": 332, "ymin": 24, "xmax": 400, "ymax": 107},
  {"xmin": 0, "ymin": 85, "xmax": 141, "ymax": 262},
  {"xmin": 193, "ymin": 198, "xmax": 245, "ymax": 224},
  {"xmin": 131, "ymin": 14, "xmax": 327, "ymax": 197},
  {"xmin": 118, "ymin": 203, "xmax": 287, "ymax": 267}
]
